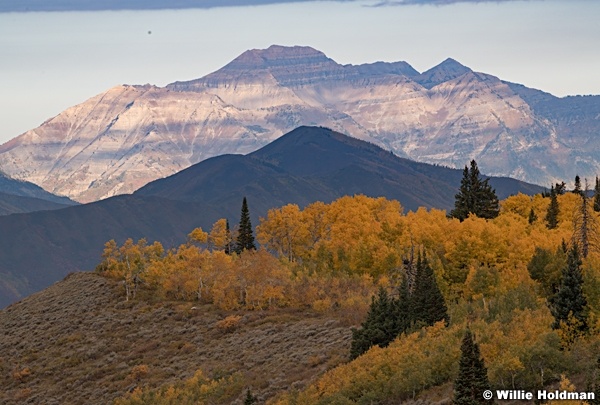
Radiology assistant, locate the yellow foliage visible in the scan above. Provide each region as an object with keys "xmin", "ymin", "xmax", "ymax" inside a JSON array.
[
  {"xmin": 208, "ymin": 218, "xmax": 230, "ymax": 251},
  {"xmin": 547, "ymin": 375, "xmax": 590, "ymax": 405},
  {"xmin": 215, "ymin": 315, "xmax": 242, "ymax": 332}
]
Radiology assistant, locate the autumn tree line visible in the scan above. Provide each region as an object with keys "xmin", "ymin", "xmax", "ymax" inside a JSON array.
[{"xmin": 104, "ymin": 161, "xmax": 600, "ymax": 404}]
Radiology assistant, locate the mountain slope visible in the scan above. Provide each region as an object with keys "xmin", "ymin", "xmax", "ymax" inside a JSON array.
[
  {"xmin": 0, "ymin": 45, "xmax": 592, "ymax": 202},
  {"xmin": 0, "ymin": 196, "xmax": 220, "ymax": 308},
  {"xmin": 0, "ymin": 172, "xmax": 77, "ymax": 215},
  {"xmin": 0, "ymin": 272, "xmax": 351, "ymax": 404},
  {"xmin": 0, "ymin": 126, "xmax": 543, "ymax": 308},
  {"xmin": 0, "ymin": 192, "xmax": 72, "ymax": 216},
  {"xmin": 135, "ymin": 126, "xmax": 544, "ymax": 214}
]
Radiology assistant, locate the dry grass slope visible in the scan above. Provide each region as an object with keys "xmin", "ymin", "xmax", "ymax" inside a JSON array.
[{"xmin": 0, "ymin": 272, "xmax": 351, "ymax": 404}]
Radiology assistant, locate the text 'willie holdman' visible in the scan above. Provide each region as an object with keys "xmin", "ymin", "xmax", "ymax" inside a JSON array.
[{"xmin": 488, "ymin": 390, "xmax": 595, "ymax": 401}]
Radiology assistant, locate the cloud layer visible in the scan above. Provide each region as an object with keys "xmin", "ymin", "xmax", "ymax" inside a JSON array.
[{"xmin": 1, "ymin": 0, "xmax": 525, "ymax": 13}]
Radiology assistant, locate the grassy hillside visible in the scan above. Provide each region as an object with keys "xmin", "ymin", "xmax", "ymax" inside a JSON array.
[{"xmin": 0, "ymin": 272, "xmax": 351, "ymax": 404}]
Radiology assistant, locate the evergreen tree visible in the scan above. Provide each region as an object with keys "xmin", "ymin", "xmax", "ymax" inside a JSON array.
[
  {"xmin": 528, "ymin": 208, "xmax": 537, "ymax": 225},
  {"xmin": 572, "ymin": 182, "xmax": 598, "ymax": 259},
  {"xmin": 545, "ymin": 185, "xmax": 559, "ymax": 229},
  {"xmin": 350, "ymin": 287, "xmax": 397, "ymax": 359},
  {"xmin": 574, "ymin": 175, "xmax": 582, "ymax": 195},
  {"xmin": 594, "ymin": 176, "xmax": 600, "ymax": 213},
  {"xmin": 454, "ymin": 328, "xmax": 491, "ymax": 405},
  {"xmin": 412, "ymin": 253, "xmax": 449, "ymax": 327},
  {"xmin": 235, "ymin": 197, "xmax": 256, "ymax": 254},
  {"xmin": 550, "ymin": 244, "xmax": 588, "ymax": 333},
  {"xmin": 224, "ymin": 219, "xmax": 232, "ymax": 255},
  {"xmin": 244, "ymin": 388, "xmax": 258, "ymax": 405},
  {"xmin": 527, "ymin": 246, "xmax": 565, "ymax": 299},
  {"xmin": 393, "ymin": 273, "xmax": 413, "ymax": 337},
  {"xmin": 450, "ymin": 160, "xmax": 499, "ymax": 221}
]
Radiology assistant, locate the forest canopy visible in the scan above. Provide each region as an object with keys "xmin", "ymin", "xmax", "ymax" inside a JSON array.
[{"xmin": 102, "ymin": 191, "xmax": 600, "ymax": 404}]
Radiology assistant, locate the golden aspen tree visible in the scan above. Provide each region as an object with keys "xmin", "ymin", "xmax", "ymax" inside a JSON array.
[
  {"xmin": 208, "ymin": 218, "xmax": 230, "ymax": 252},
  {"xmin": 256, "ymin": 204, "xmax": 308, "ymax": 262},
  {"xmin": 188, "ymin": 227, "xmax": 208, "ymax": 245}
]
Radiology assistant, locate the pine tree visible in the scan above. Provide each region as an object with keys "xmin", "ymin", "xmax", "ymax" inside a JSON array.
[
  {"xmin": 244, "ymin": 388, "xmax": 258, "ymax": 405},
  {"xmin": 350, "ymin": 287, "xmax": 397, "ymax": 359},
  {"xmin": 451, "ymin": 160, "xmax": 499, "ymax": 221},
  {"xmin": 528, "ymin": 208, "xmax": 537, "ymax": 224},
  {"xmin": 454, "ymin": 328, "xmax": 491, "ymax": 405},
  {"xmin": 235, "ymin": 197, "xmax": 256, "ymax": 254},
  {"xmin": 572, "ymin": 181, "xmax": 598, "ymax": 259},
  {"xmin": 225, "ymin": 219, "xmax": 232, "ymax": 255},
  {"xmin": 550, "ymin": 244, "xmax": 588, "ymax": 334},
  {"xmin": 394, "ymin": 273, "xmax": 413, "ymax": 337},
  {"xmin": 545, "ymin": 185, "xmax": 559, "ymax": 229},
  {"xmin": 594, "ymin": 176, "xmax": 600, "ymax": 213},
  {"xmin": 451, "ymin": 166, "xmax": 472, "ymax": 221},
  {"xmin": 573, "ymin": 175, "xmax": 582, "ymax": 195},
  {"xmin": 412, "ymin": 253, "xmax": 449, "ymax": 327}
]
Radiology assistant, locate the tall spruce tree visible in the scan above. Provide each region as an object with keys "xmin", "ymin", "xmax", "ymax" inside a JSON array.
[
  {"xmin": 574, "ymin": 175, "xmax": 583, "ymax": 195},
  {"xmin": 454, "ymin": 329, "xmax": 491, "ymax": 405},
  {"xmin": 224, "ymin": 219, "xmax": 232, "ymax": 255},
  {"xmin": 545, "ymin": 185, "xmax": 559, "ymax": 229},
  {"xmin": 594, "ymin": 176, "xmax": 600, "ymax": 213},
  {"xmin": 235, "ymin": 197, "xmax": 256, "ymax": 254},
  {"xmin": 572, "ymin": 182, "xmax": 598, "ymax": 259},
  {"xmin": 451, "ymin": 160, "xmax": 499, "ymax": 221},
  {"xmin": 550, "ymin": 244, "xmax": 588, "ymax": 333},
  {"xmin": 412, "ymin": 253, "xmax": 449, "ymax": 327},
  {"xmin": 350, "ymin": 287, "xmax": 398, "ymax": 359}
]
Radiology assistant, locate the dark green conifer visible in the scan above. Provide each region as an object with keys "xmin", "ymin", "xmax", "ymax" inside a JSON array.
[
  {"xmin": 528, "ymin": 208, "xmax": 537, "ymax": 225},
  {"xmin": 545, "ymin": 185, "xmax": 559, "ymax": 229},
  {"xmin": 594, "ymin": 177, "xmax": 600, "ymax": 213},
  {"xmin": 235, "ymin": 197, "xmax": 256, "ymax": 254},
  {"xmin": 454, "ymin": 328, "xmax": 491, "ymax": 405},
  {"xmin": 244, "ymin": 388, "xmax": 258, "ymax": 405},
  {"xmin": 412, "ymin": 253, "xmax": 448, "ymax": 327},
  {"xmin": 555, "ymin": 181, "xmax": 567, "ymax": 195},
  {"xmin": 224, "ymin": 219, "xmax": 232, "ymax": 255},
  {"xmin": 350, "ymin": 287, "xmax": 397, "ymax": 359},
  {"xmin": 550, "ymin": 244, "xmax": 588, "ymax": 333},
  {"xmin": 574, "ymin": 175, "xmax": 582, "ymax": 195},
  {"xmin": 451, "ymin": 160, "xmax": 499, "ymax": 221},
  {"xmin": 527, "ymin": 246, "xmax": 565, "ymax": 298},
  {"xmin": 394, "ymin": 273, "xmax": 413, "ymax": 336}
]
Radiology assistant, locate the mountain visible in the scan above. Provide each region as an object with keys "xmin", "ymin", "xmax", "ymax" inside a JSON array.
[
  {"xmin": 0, "ymin": 45, "xmax": 594, "ymax": 202},
  {"xmin": 0, "ymin": 172, "xmax": 77, "ymax": 215},
  {"xmin": 0, "ymin": 126, "xmax": 543, "ymax": 308},
  {"xmin": 0, "ymin": 171, "xmax": 75, "ymax": 205},
  {"xmin": 135, "ymin": 126, "xmax": 544, "ymax": 215}
]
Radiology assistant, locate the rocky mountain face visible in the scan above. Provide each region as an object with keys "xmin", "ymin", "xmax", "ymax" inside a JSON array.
[{"xmin": 0, "ymin": 45, "xmax": 597, "ymax": 202}]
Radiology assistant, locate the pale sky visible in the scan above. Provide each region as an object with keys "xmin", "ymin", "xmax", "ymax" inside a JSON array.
[{"xmin": 1, "ymin": 0, "xmax": 599, "ymax": 144}]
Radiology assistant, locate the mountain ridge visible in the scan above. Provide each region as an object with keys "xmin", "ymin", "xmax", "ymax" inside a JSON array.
[{"xmin": 0, "ymin": 45, "xmax": 597, "ymax": 202}]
